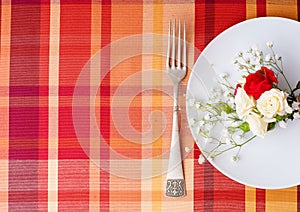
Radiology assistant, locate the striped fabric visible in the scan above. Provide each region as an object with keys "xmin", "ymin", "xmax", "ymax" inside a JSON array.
[{"xmin": 1, "ymin": 0, "xmax": 300, "ymax": 211}]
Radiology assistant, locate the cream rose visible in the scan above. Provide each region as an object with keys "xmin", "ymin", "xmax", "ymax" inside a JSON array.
[
  {"xmin": 245, "ymin": 113, "xmax": 268, "ymax": 138},
  {"xmin": 256, "ymin": 88, "xmax": 292, "ymax": 122},
  {"xmin": 235, "ymin": 87, "xmax": 256, "ymax": 119}
]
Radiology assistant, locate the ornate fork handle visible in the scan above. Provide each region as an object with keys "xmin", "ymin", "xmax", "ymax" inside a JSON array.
[{"xmin": 165, "ymin": 20, "xmax": 186, "ymax": 198}]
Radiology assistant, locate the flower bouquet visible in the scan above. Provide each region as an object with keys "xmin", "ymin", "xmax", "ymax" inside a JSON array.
[{"xmin": 189, "ymin": 42, "xmax": 300, "ymax": 163}]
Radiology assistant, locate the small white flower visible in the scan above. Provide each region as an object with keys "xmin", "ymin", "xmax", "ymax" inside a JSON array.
[
  {"xmin": 185, "ymin": 147, "xmax": 191, "ymax": 153},
  {"xmin": 223, "ymin": 90, "xmax": 231, "ymax": 97},
  {"xmin": 221, "ymin": 111, "xmax": 228, "ymax": 120},
  {"xmin": 195, "ymin": 102, "xmax": 201, "ymax": 109},
  {"xmin": 204, "ymin": 114, "xmax": 212, "ymax": 120},
  {"xmin": 219, "ymin": 72, "xmax": 228, "ymax": 79},
  {"xmin": 266, "ymin": 41, "xmax": 273, "ymax": 48},
  {"xmin": 265, "ymin": 54, "xmax": 271, "ymax": 62},
  {"xmin": 292, "ymin": 102, "xmax": 299, "ymax": 110},
  {"xmin": 251, "ymin": 45, "xmax": 258, "ymax": 52},
  {"xmin": 199, "ymin": 120, "xmax": 205, "ymax": 127},
  {"xmin": 275, "ymin": 54, "xmax": 282, "ymax": 60},
  {"xmin": 237, "ymin": 77, "xmax": 246, "ymax": 85},
  {"xmin": 237, "ymin": 52, "xmax": 243, "ymax": 57},
  {"xmin": 279, "ymin": 120, "xmax": 287, "ymax": 128},
  {"xmin": 204, "ymin": 137, "xmax": 212, "ymax": 143},
  {"xmin": 245, "ymin": 57, "xmax": 250, "ymax": 64},
  {"xmin": 204, "ymin": 122, "xmax": 214, "ymax": 130},
  {"xmin": 231, "ymin": 121, "xmax": 242, "ymax": 128},
  {"xmin": 198, "ymin": 154, "xmax": 206, "ymax": 164},
  {"xmin": 225, "ymin": 138, "xmax": 232, "ymax": 145},
  {"xmin": 254, "ymin": 65, "xmax": 262, "ymax": 70},
  {"xmin": 231, "ymin": 155, "xmax": 239, "ymax": 162},
  {"xmin": 255, "ymin": 50, "xmax": 262, "ymax": 57},
  {"xmin": 187, "ymin": 98, "xmax": 195, "ymax": 107},
  {"xmin": 293, "ymin": 112, "xmax": 300, "ymax": 119},
  {"xmin": 222, "ymin": 128, "xmax": 230, "ymax": 137}
]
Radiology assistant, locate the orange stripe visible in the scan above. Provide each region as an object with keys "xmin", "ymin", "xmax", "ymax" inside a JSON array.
[
  {"xmin": 246, "ymin": 0, "xmax": 257, "ymax": 19},
  {"xmin": 266, "ymin": 0, "xmax": 298, "ymax": 19},
  {"xmin": 90, "ymin": 2, "xmax": 101, "ymax": 211},
  {"xmin": 110, "ymin": 2, "xmax": 143, "ymax": 210},
  {"xmin": 0, "ymin": 1, "xmax": 10, "ymax": 210},
  {"xmin": 245, "ymin": 186, "xmax": 256, "ymax": 212},
  {"xmin": 266, "ymin": 187, "xmax": 297, "ymax": 211}
]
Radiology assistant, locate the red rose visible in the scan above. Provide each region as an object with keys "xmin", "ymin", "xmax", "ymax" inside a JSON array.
[{"xmin": 243, "ymin": 67, "xmax": 278, "ymax": 99}]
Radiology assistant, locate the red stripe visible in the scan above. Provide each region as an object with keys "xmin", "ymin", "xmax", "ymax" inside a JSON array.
[
  {"xmin": 256, "ymin": 189, "xmax": 266, "ymax": 211},
  {"xmin": 9, "ymin": 2, "xmax": 41, "ymax": 210},
  {"xmin": 257, "ymin": 0, "xmax": 266, "ymax": 17},
  {"xmin": 204, "ymin": 1, "xmax": 215, "ymax": 210},
  {"xmin": 194, "ymin": 1, "xmax": 205, "ymax": 211},
  {"xmin": 58, "ymin": 2, "xmax": 91, "ymax": 210},
  {"xmin": 213, "ymin": 1, "xmax": 247, "ymax": 209},
  {"xmin": 298, "ymin": 0, "xmax": 300, "ymax": 21},
  {"xmin": 100, "ymin": 2, "xmax": 111, "ymax": 211},
  {"xmin": 38, "ymin": 2, "xmax": 50, "ymax": 209}
]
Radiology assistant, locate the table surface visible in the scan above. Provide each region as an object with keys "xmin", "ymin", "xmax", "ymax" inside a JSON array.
[{"xmin": 1, "ymin": 0, "xmax": 300, "ymax": 211}]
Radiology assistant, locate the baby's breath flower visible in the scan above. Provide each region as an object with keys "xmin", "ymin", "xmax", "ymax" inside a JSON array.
[
  {"xmin": 251, "ymin": 44, "xmax": 257, "ymax": 52},
  {"xmin": 237, "ymin": 52, "xmax": 243, "ymax": 57},
  {"xmin": 265, "ymin": 54, "xmax": 271, "ymax": 62},
  {"xmin": 279, "ymin": 120, "xmax": 287, "ymax": 128},
  {"xmin": 231, "ymin": 155, "xmax": 239, "ymax": 162},
  {"xmin": 184, "ymin": 147, "xmax": 191, "ymax": 153},
  {"xmin": 275, "ymin": 54, "xmax": 282, "ymax": 60},
  {"xmin": 225, "ymin": 138, "xmax": 232, "ymax": 145},
  {"xmin": 293, "ymin": 112, "xmax": 300, "ymax": 119},
  {"xmin": 198, "ymin": 154, "xmax": 206, "ymax": 164},
  {"xmin": 219, "ymin": 72, "xmax": 228, "ymax": 79},
  {"xmin": 266, "ymin": 41, "xmax": 273, "ymax": 48}
]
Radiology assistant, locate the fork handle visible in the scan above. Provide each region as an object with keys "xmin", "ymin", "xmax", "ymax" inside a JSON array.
[{"xmin": 165, "ymin": 86, "xmax": 185, "ymax": 198}]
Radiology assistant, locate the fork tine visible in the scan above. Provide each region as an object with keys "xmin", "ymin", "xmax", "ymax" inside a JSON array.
[
  {"xmin": 171, "ymin": 19, "xmax": 176, "ymax": 68},
  {"xmin": 177, "ymin": 20, "xmax": 181, "ymax": 68},
  {"xmin": 166, "ymin": 20, "xmax": 171, "ymax": 68},
  {"xmin": 183, "ymin": 21, "xmax": 186, "ymax": 70}
]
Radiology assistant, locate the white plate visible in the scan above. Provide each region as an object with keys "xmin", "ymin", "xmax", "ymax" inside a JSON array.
[{"xmin": 186, "ymin": 17, "xmax": 300, "ymax": 189}]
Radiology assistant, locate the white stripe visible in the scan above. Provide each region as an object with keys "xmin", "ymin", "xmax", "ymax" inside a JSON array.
[{"xmin": 48, "ymin": 2, "xmax": 60, "ymax": 211}]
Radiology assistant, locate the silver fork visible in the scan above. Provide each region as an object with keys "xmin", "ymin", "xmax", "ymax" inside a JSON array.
[{"xmin": 165, "ymin": 20, "xmax": 186, "ymax": 198}]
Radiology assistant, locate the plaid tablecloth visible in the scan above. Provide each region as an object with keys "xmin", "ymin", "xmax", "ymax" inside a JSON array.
[{"xmin": 1, "ymin": 0, "xmax": 300, "ymax": 211}]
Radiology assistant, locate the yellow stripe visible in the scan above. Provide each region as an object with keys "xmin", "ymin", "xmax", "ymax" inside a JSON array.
[
  {"xmin": 245, "ymin": 186, "xmax": 256, "ymax": 212},
  {"xmin": 266, "ymin": 187, "xmax": 297, "ymax": 211},
  {"xmin": 89, "ymin": 2, "xmax": 102, "ymax": 211},
  {"xmin": 48, "ymin": 2, "xmax": 60, "ymax": 211},
  {"xmin": 0, "ymin": 2, "xmax": 10, "ymax": 211},
  {"xmin": 246, "ymin": 0, "xmax": 257, "ymax": 19},
  {"xmin": 266, "ymin": 0, "xmax": 298, "ymax": 19}
]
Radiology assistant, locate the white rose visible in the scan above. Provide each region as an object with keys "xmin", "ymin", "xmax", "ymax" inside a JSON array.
[
  {"xmin": 235, "ymin": 87, "xmax": 256, "ymax": 119},
  {"xmin": 256, "ymin": 88, "xmax": 292, "ymax": 121},
  {"xmin": 245, "ymin": 113, "xmax": 268, "ymax": 138}
]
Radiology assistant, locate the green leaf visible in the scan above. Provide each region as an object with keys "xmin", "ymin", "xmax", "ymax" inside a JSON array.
[
  {"xmin": 297, "ymin": 81, "xmax": 300, "ymax": 89},
  {"xmin": 218, "ymin": 103, "xmax": 234, "ymax": 114},
  {"xmin": 238, "ymin": 122, "xmax": 250, "ymax": 133},
  {"xmin": 267, "ymin": 122, "xmax": 276, "ymax": 131}
]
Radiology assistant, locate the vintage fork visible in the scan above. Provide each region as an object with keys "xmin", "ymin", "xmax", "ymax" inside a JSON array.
[{"xmin": 165, "ymin": 20, "xmax": 187, "ymax": 198}]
